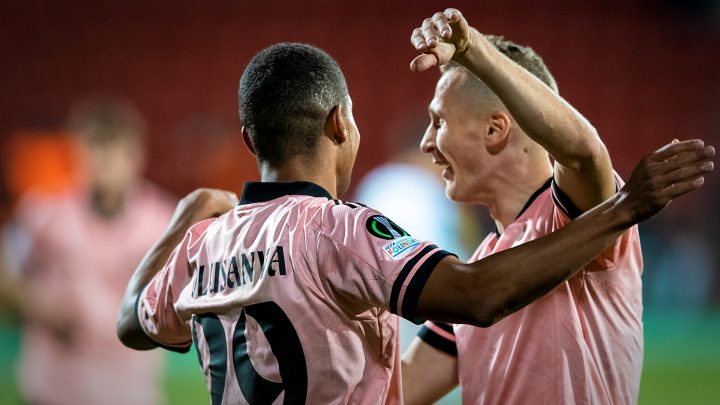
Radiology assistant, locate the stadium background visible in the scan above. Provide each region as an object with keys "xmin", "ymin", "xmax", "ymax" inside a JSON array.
[{"xmin": 0, "ymin": 0, "xmax": 718, "ymax": 403}]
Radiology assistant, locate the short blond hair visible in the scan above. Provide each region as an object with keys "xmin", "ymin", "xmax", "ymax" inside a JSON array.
[{"xmin": 441, "ymin": 34, "xmax": 558, "ymax": 93}]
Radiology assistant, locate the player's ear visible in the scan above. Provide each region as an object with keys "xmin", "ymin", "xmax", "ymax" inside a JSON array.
[
  {"xmin": 241, "ymin": 126, "xmax": 256, "ymax": 156},
  {"xmin": 326, "ymin": 104, "xmax": 348, "ymax": 145},
  {"xmin": 485, "ymin": 111, "xmax": 511, "ymax": 155}
]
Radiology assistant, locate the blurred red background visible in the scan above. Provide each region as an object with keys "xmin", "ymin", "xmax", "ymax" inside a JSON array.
[{"xmin": 1, "ymin": 0, "xmax": 718, "ymax": 198}]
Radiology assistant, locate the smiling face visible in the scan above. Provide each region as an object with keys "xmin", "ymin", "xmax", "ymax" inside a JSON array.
[{"xmin": 420, "ymin": 70, "xmax": 498, "ymax": 203}]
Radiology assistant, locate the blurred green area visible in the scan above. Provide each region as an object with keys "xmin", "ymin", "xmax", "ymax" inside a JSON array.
[{"xmin": 1, "ymin": 311, "xmax": 718, "ymax": 405}]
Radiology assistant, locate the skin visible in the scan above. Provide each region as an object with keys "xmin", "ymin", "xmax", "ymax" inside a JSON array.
[
  {"xmin": 116, "ymin": 42, "xmax": 714, "ymax": 405},
  {"xmin": 402, "ymin": 8, "xmax": 715, "ymax": 404}
]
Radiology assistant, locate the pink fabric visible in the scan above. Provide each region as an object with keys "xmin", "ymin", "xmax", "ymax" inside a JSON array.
[
  {"xmin": 139, "ymin": 185, "xmax": 452, "ymax": 404},
  {"xmin": 15, "ymin": 184, "xmax": 174, "ymax": 405},
  {"xmin": 454, "ymin": 179, "xmax": 643, "ymax": 405}
]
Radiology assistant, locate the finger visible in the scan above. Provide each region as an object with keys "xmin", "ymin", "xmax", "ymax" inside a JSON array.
[
  {"xmin": 653, "ymin": 146, "xmax": 716, "ymax": 172},
  {"xmin": 662, "ymin": 175, "xmax": 706, "ymax": 200},
  {"xmin": 422, "ymin": 18, "xmax": 441, "ymax": 46},
  {"xmin": 657, "ymin": 159, "xmax": 714, "ymax": 186},
  {"xmin": 650, "ymin": 139, "xmax": 705, "ymax": 162},
  {"xmin": 411, "ymin": 28, "xmax": 430, "ymax": 51},
  {"xmin": 410, "ymin": 53, "xmax": 439, "ymax": 72},
  {"xmin": 432, "ymin": 11, "xmax": 452, "ymax": 38},
  {"xmin": 444, "ymin": 8, "xmax": 463, "ymax": 22}
]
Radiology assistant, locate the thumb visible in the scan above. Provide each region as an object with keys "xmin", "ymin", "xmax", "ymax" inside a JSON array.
[{"xmin": 410, "ymin": 53, "xmax": 439, "ymax": 72}]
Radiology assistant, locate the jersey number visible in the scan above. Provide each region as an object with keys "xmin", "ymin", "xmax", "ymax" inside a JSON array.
[{"xmin": 192, "ymin": 302, "xmax": 308, "ymax": 404}]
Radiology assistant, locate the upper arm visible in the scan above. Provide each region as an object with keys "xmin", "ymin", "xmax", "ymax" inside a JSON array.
[
  {"xmin": 119, "ymin": 227, "xmax": 200, "ymax": 352},
  {"xmin": 553, "ymin": 139, "xmax": 616, "ymax": 213},
  {"xmin": 134, "ymin": 235, "xmax": 195, "ymax": 353},
  {"xmin": 415, "ymin": 255, "xmax": 494, "ymax": 326},
  {"xmin": 402, "ymin": 332, "xmax": 458, "ymax": 405}
]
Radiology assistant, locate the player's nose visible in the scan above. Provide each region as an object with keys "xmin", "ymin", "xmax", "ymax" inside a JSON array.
[{"xmin": 420, "ymin": 125, "xmax": 436, "ymax": 154}]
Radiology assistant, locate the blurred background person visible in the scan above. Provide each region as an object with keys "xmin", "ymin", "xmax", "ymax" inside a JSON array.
[{"xmin": 1, "ymin": 98, "xmax": 174, "ymax": 405}]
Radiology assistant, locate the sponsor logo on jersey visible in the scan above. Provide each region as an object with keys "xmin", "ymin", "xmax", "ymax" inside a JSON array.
[
  {"xmin": 382, "ymin": 236, "xmax": 421, "ymax": 260},
  {"xmin": 366, "ymin": 215, "xmax": 410, "ymax": 240}
]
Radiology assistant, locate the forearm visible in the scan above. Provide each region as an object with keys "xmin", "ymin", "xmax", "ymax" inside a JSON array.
[
  {"xmin": 456, "ymin": 30, "xmax": 602, "ymax": 169},
  {"xmin": 466, "ymin": 196, "xmax": 631, "ymax": 325}
]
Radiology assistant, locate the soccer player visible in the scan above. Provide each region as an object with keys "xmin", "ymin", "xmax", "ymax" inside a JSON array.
[
  {"xmin": 116, "ymin": 43, "xmax": 714, "ymax": 404},
  {"xmin": 2, "ymin": 99, "xmax": 173, "ymax": 404},
  {"xmin": 401, "ymin": 9, "xmax": 709, "ymax": 404}
]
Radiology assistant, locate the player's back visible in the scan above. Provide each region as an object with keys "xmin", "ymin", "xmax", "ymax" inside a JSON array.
[
  {"xmin": 139, "ymin": 181, "xmax": 454, "ymax": 404},
  {"xmin": 185, "ymin": 193, "xmax": 395, "ymax": 403},
  {"xmin": 170, "ymin": 182, "xmax": 409, "ymax": 404}
]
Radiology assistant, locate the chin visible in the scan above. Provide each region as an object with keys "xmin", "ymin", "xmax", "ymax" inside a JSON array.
[{"xmin": 445, "ymin": 181, "xmax": 473, "ymax": 203}]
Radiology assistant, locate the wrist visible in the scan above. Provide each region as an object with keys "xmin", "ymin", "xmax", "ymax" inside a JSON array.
[
  {"xmin": 605, "ymin": 192, "xmax": 637, "ymax": 230},
  {"xmin": 453, "ymin": 29, "xmax": 493, "ymax": 73}
]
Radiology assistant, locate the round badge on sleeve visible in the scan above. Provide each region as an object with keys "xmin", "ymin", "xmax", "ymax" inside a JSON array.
[{"xmin": 365, "ymin": 215, "xmax": 410, "ymax": 240}]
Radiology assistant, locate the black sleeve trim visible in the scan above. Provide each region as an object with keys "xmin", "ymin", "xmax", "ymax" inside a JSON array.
[
  {"xmin": 135, "ymin": 286, "xmax": 192, "ymax": 354},
  {"xmin": 389, "ymin": 245, "xmax": 437, "ymax": 315},
  {"xmin": 391, "ymin": 248, "xmax": 457, "ymax": 325},
  {"xmin": 551, "ymin": 179, "xmax": 621, "ymax": 220},
  {"xmin": 418, "ymin": 324, "xmax": 458, "ymax": 356},
  {"xmin": 551, "ymin": 180, "xmax": 583, "ymax": 220},
  {"xmin": 402, "ymin": 250, "xmax": 456, "ymax": 324}
]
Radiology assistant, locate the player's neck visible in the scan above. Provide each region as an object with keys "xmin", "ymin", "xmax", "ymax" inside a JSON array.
[
  {"xmin": 486, "ymin": 159, "xmax": 553, "ymax": 233},
  {"xmin": 259, "ymin": 157, "xmax": 339, "ymax": 198}
]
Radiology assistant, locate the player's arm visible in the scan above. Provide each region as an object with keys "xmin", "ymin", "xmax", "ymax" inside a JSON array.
[
  {"xmin": 411, "ymin": 8, "xmax": 614, "ymax": 211},
  {"xmin": 116, "ymin": 188, "xmax": 237, "ymax": 350},
  {"xmin": 402, "ymin": 332, "xmax": 459, "ymax": 405},
  {"xmin": 417, "ymin": 140, "xmax": 713, "ymax": 326}
]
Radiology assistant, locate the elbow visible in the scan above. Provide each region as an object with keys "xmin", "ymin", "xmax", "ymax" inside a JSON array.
[
  {"xmin": 467, "ymin": 301, "xmax": 504, "ymax": 328},
  {"xmin": 468, "ymin": 294, "xmax": 519, "ymax": 328},
  {"xmin": 116, "ymin": 313, "xmax": 134, "ymax": 349},
  {"xmin": 560, "ymin": 128, "xmax": 608, "ymax": 172},
  {"xmin": 116, "ymin": 297, "xmax": 154, "ymax": 350}
]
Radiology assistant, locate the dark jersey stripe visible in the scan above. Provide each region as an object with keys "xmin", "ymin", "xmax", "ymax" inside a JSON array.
[
  {"xmin": 389, "ymin": 245, "xmax": 437, "ymax": 315},
  {"xmin": 418, "ymin": 324, "xmax": 458, "ymax": 356},
  {"xmin": 401, "ymin": 250, "xmax": 457, "ymax": 324}
]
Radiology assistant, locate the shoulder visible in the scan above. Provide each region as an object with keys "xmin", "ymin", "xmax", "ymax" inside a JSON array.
[{"xmin": 309, "ymin": 197, "xmax": 393, "ymax": 238}]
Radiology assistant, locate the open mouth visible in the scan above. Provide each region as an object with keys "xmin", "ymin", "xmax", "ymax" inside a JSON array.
[{"xmin": 442, "ymin": 165, "xmax": 454, "ymax": 180}]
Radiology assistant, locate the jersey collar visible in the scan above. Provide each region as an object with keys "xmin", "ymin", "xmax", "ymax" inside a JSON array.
[
  {"xmin": 239, "ymin": 181, "xmax": 333, "ymax": 205},
  {"xmin": 515, "ymin": 177, "xmax": 553, "ymax": 220},
  {"xmin": 492, "ymin": 177, "xmax": 553, "ymax": 236}
]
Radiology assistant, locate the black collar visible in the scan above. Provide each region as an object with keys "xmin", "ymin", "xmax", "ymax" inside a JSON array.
[
  {"xmin": 239, "ymin": 181, "xmax": 332, "ymax": 205},
  {"xmin": 515, "ymin": 177, "xmax": 553, "ymax": 220},
  {"xmin": 493, "ymin": 177, "xmax": 553, "ymax": 236}
]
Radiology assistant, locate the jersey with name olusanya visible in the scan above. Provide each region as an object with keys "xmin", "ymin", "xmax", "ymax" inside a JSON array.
[{"xmin": 137, "ymin": 181, "xmax": 455, "ymax": 404}]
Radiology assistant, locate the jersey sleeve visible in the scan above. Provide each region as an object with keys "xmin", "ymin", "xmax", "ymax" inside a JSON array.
[
  {"xmin": 551, "ymin": 172, "xmax": 639, "ymax": 272},
  {"xmin": 417, "ymin": 321, "xmax": 457, "ymax": 356},
  {"xmin": 313, "ymin": 203, "xmax": 457, "ymax": 324},
  {"xmin": 136, "ymin": 220, "xmax": 211, "ymax": 352}
]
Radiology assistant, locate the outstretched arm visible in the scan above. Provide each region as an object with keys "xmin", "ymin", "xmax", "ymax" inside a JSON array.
[
  {"xmin": 116, "ymin": 188, "xmax": 237, "ymax": 350},
  {"xmin": 417, "ymin": 139, "xmax": 713, "ymax": 326},
  {"xmin": 411, "ymin": 8, "xmax": 614, "ymax": 212}
]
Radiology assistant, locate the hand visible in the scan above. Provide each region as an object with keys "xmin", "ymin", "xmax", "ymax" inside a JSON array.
[
  {"xmin": 410, "ymin": 8, "xmax": 474, "ymax": 72},
  {"xmin": 169, "ymin": 188, "xmax": 239, "ymax": 230},
  {"xmin": 616, "ymin": 139, "xmax": 714, "ymax": 223}
]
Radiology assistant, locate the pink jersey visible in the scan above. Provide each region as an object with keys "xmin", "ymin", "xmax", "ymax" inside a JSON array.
[
  {"xmin": 137, "ymin": 181, "xmax": 455, "ymax": 404},
  {"xmin": 14, "ymin": 184, "xmax": 173, "ymax": 405},
  {"xmin": 419, "ymin": 177, "xmax": 643, "ymax": 405}
]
